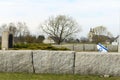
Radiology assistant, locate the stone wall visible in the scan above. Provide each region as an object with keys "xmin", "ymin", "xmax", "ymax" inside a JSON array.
[
  {"xmin": 33, "ymin": 50, "xmax": 75, "ymax": 74},
  {"xmin": 0, "ymin": 50, "xmax": 120, "ymax": 76},
  {"xmin": 53, "ymin": 44, "xmax": 118, "ymax": 52},
  {"xmin": 107, "ymin": 45, "xmax": 118, "ymax": 52},
  {"xmin": 0, "ymin": 50, "xmax": 33, "ymax": 73},
  {"xmin": 75, "ymin": 52, "xmax": 120, "ymax": 76}
]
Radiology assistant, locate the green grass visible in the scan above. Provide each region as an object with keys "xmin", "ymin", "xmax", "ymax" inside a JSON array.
[{"xmin": 0, "ymin": 73, "xmax": 120, "ymax": 80}]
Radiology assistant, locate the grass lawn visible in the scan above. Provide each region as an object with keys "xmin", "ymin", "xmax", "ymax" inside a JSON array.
[{"xmin": 0, "ymin": 73, "xmax": 120, "ymax": 80}]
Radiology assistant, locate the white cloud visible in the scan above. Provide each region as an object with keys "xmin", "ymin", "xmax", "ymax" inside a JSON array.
[{"xmin": 0, "ymin": 0, "xmax": 119, "ymax": 36}]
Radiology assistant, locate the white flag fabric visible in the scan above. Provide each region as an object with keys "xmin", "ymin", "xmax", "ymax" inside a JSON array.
[{"xmin": 97, "ymin": 43, "xmax": 108, "ymax": 52}]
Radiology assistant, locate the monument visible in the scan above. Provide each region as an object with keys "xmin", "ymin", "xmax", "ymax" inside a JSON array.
[
  {"xmin": 88, "ymin": 28, "xmax": 95, "ymax": 42},
  {"xmin": 1, "ymin": 31, "xmax": 13, "ymax": 50}
]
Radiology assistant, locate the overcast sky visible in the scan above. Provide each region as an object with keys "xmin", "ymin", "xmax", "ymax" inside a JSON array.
[{"xmin": 0, "ymin": 0, "xmax": 120, "ymax": 37}]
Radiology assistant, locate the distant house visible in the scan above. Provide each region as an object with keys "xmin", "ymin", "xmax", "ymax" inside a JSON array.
[
  {"xmin": 88, "ymin": 28, "xmax": 116, "ymax": 44},
  {"xmin": 111, "ymin": 36, "xmax": 119, "ymax": 45},
  {"xmin": 43, "ymin": 37, "xmax": 55, "ymax": 44}
]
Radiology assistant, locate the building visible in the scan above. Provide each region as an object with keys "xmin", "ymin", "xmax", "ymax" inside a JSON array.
[
  {"xmin": 43, "ymin": 37, "xmax": 55, "ymax": 44},
  {"xmin": 88, "ymin": 28, "xmax": 95, "ymax": 42},
  {"xmin": 112, "ymin": 35, "xmax": 119, "ymax": 45}
]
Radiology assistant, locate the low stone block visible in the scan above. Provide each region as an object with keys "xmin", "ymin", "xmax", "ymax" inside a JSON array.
[
  {"xmin": 33, "ymin": 50, "xmax": 75, "ymax": 74},
  {"xmin": 84, "ymin": 44, "xmax": 96, "ymax": 51},
  {"xmin": 107, "ymin": 45, "xmax": 118, "ymax": 52},
  {"xmin": 74, "ymin": 44, "xmax": 84, "ymax": 51},
  {"xmin": 75, "ymin": 52, "xmax": 120, "ymax": 76},
  {"xmin": 0, "ymin": 50, "xmax": 33, "ymax": 73}
]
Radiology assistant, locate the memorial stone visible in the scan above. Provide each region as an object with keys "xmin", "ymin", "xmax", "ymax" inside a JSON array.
[{"xmin": 1, "ymin": 31, "xmax": 13, "ymax": 50}]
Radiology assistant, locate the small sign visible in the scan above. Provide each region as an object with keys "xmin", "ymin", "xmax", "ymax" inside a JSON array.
[{"xmin": 97, "ymin": 43, "xmax": 108, "ymax": 52}]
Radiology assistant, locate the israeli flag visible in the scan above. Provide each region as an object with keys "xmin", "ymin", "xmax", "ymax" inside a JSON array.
[{"xmin": 97, "ymin": 43, "xmax": 108, "ymax": 52}]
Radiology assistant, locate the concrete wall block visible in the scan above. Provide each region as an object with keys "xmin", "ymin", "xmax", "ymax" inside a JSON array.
[
  {"xmin": 75, "ymin": 52, "xmax": 120, "ymax": 76},
  {"xmin": 0, "ymin": 50, "xmax": 33, "ymax": 73},
  {"xmin": 33, "ymin": 50, "xmax": 75, "ymax": 74},
  {"xmin": 107, "ymin": 45, "xmax": 118, "ymax": 52},
  {"xmin": 53, "ymin": 44, "xmax": 118, "ymax": 52},
  {"xmin": 74, "ymin": 44, "xmax": 84, "ymax": 51},
  {"xmin": 84, "ymin": 44, "xmax": 96, "ymax": 51}
]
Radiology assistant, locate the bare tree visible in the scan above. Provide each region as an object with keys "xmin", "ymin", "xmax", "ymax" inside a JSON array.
[
  {"xmin": 40, "ymin": 15, "xmax": 81, "ymax": 44},
  {"xmin": 89, "ymin": 26, "xmax": 113, "ymax": 43},
  {"xmin": 93, "ymin": 26, "xmax": 113, "ymax": 37},
  {"xmin": 0, "ymin": 23, "xmax": 17, "ymax": 36},
  {"xmin": 16, "ymin": 22, "xmax": 30, "ymax": 37},
  {"xmin": 0, "ymin": 22, "xmax": 30, "ymax": 37},
  {"xmin": 93, "ymin": 26, "xmax": 107, "ymax": 35},
  {"xmin": 107, "ymin": 32, "xmax": 113, "ymax": 38},
  {"xmin": 0, "ymin": 24, "xmax": 8, "ymax": 35},
  {"xmin": 9, "ymin": 23, "xmax": 17, "ymax": 35}
]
